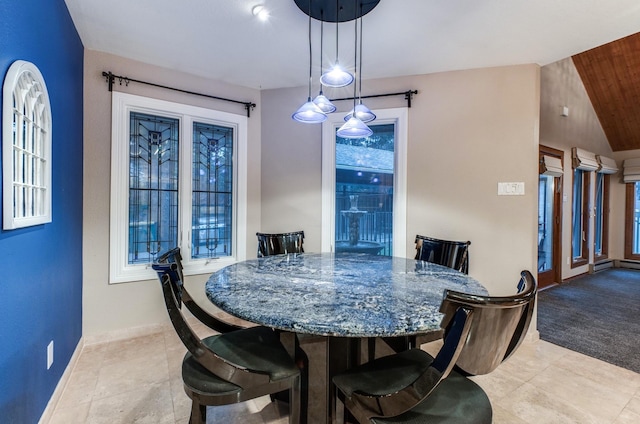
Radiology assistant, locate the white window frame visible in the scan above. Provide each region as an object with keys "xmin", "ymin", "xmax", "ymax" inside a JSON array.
[
  {"xmin": 321, "ymin": 107, "xmax": 407, "ymax": 257},
  {"xmin": 2, "ymin": 60, "xmax": 52, "ymax": 229},
  {"xmin": 110, "ymin": 92, "xmax": 247, "ymax": 283}
]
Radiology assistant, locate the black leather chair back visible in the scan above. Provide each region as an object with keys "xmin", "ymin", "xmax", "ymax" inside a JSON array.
[
  {"xmin": 415, "ymin": 234, "xmax": 471, "ymax": 274},
  {"xmin": 257, "ymin": 231, "xmax": 305, "ymax": 257}
]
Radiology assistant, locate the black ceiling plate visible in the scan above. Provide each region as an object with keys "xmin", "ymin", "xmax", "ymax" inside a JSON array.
[{"xmin": 294, "ymin": 0, "xmax": 381, "ymax": 23}]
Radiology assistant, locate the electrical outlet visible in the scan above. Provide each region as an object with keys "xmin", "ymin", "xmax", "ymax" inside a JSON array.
[
  {"xmin": 566, "ymin": 257, "xmax": 570, "ymax": 265},
  {"xmin": 47, "ymin": 340, "xmax": 54, "ymax": 370}
]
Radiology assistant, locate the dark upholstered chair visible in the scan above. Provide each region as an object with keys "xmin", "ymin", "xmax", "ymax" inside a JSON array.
[
  {"xmin": 152, "ymin": 262, "xmax": 301, "ymax": 424},
  {"xmin": 334, "ymin": 270, "xmax": 537, "ymax": 424},
  {"xmin": 414, "ymin": 235, "xmax": 471, "ymax": 274},
  {"xmin": 155, "ymin": 247, "xmax": 244, "ymax": 333},
  {"xmin": 256, "ymin": 231, "xmax": 305, "ymax": 257}
]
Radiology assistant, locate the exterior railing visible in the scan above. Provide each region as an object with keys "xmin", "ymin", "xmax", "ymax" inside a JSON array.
[{"xmin": 335, "ymin": 192, "xmax": 393, "ymax": 255}]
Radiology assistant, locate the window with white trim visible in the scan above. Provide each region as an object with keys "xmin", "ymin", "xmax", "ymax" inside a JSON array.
[
  {"xmin": 321, "ymin": 108, "xmax": 408, "ymax": 257},
  {"xmin": 2, "ymin": 60, "xmax": 52, "ymax": 229},
  {"xmin": 110, "ymin": 92, "xmax": 247, "ymax": 283}
]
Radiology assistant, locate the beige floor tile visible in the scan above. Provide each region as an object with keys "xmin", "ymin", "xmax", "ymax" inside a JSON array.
[
  {"xmin": 49, "ymin": 333, "xmax": 640, "ymax": 424},
  {"xmin": 553, "ymin": 349, "xmax": 640, "ymax": 395},
  {"xmin": 169, "ymin": 376, "xmax": 191, "ymax": 422},
  {"xmin": 624, "ymin": 393, "xmax": 640, "ymax": 416},
  {"xmin": 93, "ymin": 352, "xmax": 169, "ymax": 400},
  {"xmin": 87, "ymin": 381, "xmax": 175, "ymax": 424},
  {"xmin": 493, "ymin": 340, "xmax": 566, "ymax": 382},
  {"xmin": 496, "ymin": 382, "xmax": 602, "ymax": 423},
  {"xmin": 48, "ymin": 401, "xmax": 91, "ymax": 424},
  {"xmin": 55, "ymin": 368, "xmax": 99, "ymax": 409},
  {"xmin": 470, "ymin": 367, "xmax": 527, "ymax": 401},
  {"xmin": 102, "ymin": 332, "xmax": 167, "ymax": 366},
  {"xmin": 614, "ymin": 408, "xmax": 640, "ymax": 424},
  {"xmin": 73, "ymin": 343, "xmax": 109, "ymax": 372},
  {"xmin": 528, "ymin": 364, "xmax": 631, "ymax": 422},
  {"xmin": 490, "ymin": 404, "xmax": 529, "ymax": 424},
  {"xmin": 203, "ymin": 397, "xmax": 289, "ymax": 424}
]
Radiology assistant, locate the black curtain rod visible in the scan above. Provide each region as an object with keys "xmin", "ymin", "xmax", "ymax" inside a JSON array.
[
  {"xmin": 102, "ymin": 71, "xmax": 257, "ymax": 117},
  {"xmin": 330, "ymin": 90, "xmax": 418, "ymax": 108}
]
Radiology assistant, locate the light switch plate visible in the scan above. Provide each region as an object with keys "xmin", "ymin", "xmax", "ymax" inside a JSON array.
[{"xmin": 497, "ymin": 182, "xmax": 525, "ymax": 195}]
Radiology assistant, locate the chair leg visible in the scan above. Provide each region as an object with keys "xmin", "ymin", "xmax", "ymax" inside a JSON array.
[
  {"xmin": 296, "ymin": 346, "xmax": 309, "ymax": 424},
  {"xmin": 189, "ymin": 399, "xmax": 206, "ymax": 424},
  {"xmin": 289, "ymin": 375, "xmax": 301, "ymax": 424},
  {"xmin": 367, "ymin": 337, "xmax": 376, "ymax": 362}
]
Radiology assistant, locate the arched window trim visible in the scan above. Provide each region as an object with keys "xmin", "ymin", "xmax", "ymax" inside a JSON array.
[{"xmin": 2, "ymin": 60, "xmax": 52, "ymax": 229}]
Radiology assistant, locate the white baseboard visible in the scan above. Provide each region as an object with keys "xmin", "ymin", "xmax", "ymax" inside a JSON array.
[
  {"xmin": 38, "ymin": 338, "xmax": 84, "ymax": 424},
  {"xmin": 615, "ymin": 259, "xmax": 640, "ymax": 270},
  {"xmin": 589, "ymin": 259, "xmax": 614, "ymax": 273}
]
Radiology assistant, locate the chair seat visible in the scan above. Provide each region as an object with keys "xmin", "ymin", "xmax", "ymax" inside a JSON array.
[
  {"xmin": 182, "ymin": 326, "xmax": 300, "ymax": 395},
  {"xmin": 333, "ymin": 349, "xmax": 492, "ymax": 424},
  {"xmin": 334, "ymin": 349, "xmax": 434, "ymax": 397},
  {"xmin": 371, "ymin": 372, "xmax": 491, "ymax": 424}
]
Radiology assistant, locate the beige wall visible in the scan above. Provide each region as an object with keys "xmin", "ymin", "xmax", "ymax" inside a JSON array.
[
  {"xmin": 539, "ymin": 58, "xmax": 617, "ymax": 279},
  {"xmin": 84, "ymin": 51, "xmax": 541, "ymax": 338},
  {"xmin": 82, "ymin": 50, "xmax": 262, "ymax": 338},
  {"xmin": 261, "ymin": 64, "xmax": 540, "ymax": 297}
]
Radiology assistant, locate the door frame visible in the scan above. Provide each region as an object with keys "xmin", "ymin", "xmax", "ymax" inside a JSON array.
[{"xmin": 538, "ymin": 145, "xmax": 563, "ymax": 289}]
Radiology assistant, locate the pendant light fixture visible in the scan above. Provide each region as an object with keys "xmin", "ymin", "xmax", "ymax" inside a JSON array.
[
  {"xmin": 292, "ymin": 0, "xmax": 327, "ymax": 123},
  {"xmin": 344, "ymin": 6, "xmax": 375, "ymax": 123},
  {"xmin": 319, "ymin": 0, "xmax": 354, "ymax": 88},
  {"xmin": 313, "ymin": 14, "xmax": 337, "ymax": 113},
  {"xmin": 337, "ymin": 13, "xmax": 372, "ymax": 139}
]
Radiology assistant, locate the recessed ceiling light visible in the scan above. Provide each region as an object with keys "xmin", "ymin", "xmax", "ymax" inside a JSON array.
[{"xmin": 252, "ymin": 5, "xmax": 269, "ymax": 21}]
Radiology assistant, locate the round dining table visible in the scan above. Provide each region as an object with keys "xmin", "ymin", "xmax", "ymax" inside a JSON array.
[{"xmin": 205, "ymin": 252, "xmax": 488, "ymax": 423}]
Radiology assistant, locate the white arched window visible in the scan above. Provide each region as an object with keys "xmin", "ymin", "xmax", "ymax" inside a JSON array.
[{"xmin": 2, "ymin": 60, "xmax": 52, "ymax": 229}]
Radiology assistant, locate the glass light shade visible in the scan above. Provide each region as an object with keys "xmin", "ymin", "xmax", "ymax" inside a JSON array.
[
  {"xmin": 320, "ymin": 64, "xmax": 354, "ymax": 88},
  {"xmin": 344, "ymin": 103, "xmax": 376, "ymax": 123},
  {"xmin": 313, "ymin": 92, "xmax": 337, "ymax": 114},
  {"xmin": 337, "ymin": 116, "xmax": 373, "ymax": 139},
  {"xmin": 292, "ymin": 98, "xmax": 327, "ymax": 123}
]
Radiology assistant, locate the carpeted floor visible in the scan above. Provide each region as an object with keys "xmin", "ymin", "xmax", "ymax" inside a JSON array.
[{"xmin": 537, "ymin": 268, "xmax": 640, "ymax": 374}]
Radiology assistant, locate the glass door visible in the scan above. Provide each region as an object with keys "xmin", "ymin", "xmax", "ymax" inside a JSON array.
[{"xmin": 538, "ymin": 146, "xmax": 563, "ymax": 289}]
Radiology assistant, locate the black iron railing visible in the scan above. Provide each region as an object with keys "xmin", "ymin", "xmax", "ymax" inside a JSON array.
[{"xmin": 335, "ymin": 193, "xmax": 393, "ymax": 255}]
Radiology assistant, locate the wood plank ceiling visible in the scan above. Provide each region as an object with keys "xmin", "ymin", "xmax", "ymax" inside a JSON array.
[{"xmin": 573, "ymin": 32, "xmax": 640, "ymax": 152}]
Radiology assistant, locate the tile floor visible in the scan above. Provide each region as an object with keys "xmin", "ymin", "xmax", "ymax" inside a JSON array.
[{"xmin": 47, "ymin": 322, "xmax": 640, "ymax": 424}]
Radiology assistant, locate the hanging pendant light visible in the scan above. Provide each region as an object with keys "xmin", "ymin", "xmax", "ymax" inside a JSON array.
[
  {"xmin": 337, "ymin": 13, "xmax": 372, "ymax": 139},
  {"xmin": 313, "ymin": 15, "xmax": 337, "ymax": 113},
  {"xmin": 344, "ymin": 103, "xmax": 376, "ymax": 122},
  {"xmin": 344, "ymin": 6, "xmax": 375, "ymax": 123},
  {"xmin": 320, "ymin": 0, "xmax": 354, "ymax": 88},
  {"xmin": 293, "ymin": 0, "xmax": 327, "ymax": 123}
]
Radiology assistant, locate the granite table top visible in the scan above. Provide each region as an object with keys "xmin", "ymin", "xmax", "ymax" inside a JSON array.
[{"xmin": 205, "ymin": 252, "xmax": 488, "ymax": 338}]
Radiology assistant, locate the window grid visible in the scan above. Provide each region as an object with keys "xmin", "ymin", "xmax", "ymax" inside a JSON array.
[
  {"xmin": 128, "ymin": 112, "xmax": 180, "ymax": 264},
  {"xmin": 191, "ymin": 122, "xmax": 233, "ymax": 259}
]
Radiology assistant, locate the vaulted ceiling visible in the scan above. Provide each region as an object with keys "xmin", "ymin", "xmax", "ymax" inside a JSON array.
[{"xmin": 573, "ymin": 33, "xmax": 640, "ymax": 152}]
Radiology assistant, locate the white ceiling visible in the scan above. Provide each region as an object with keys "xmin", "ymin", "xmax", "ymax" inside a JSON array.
[{"xmin": 64, "ymin": 0, "xmax": 640, "ymax": 90}]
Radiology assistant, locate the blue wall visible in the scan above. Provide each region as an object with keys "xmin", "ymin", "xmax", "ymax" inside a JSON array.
[{"xmin": 0, "ymin": 0, "xmax": 83, "ymax": 422}]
